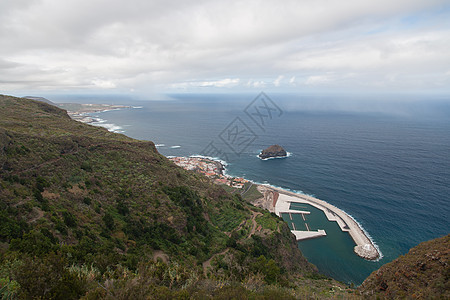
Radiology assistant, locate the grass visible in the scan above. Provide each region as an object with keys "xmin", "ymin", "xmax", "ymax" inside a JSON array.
[
  {"xmin": 242, "ymin": 183, "xmax": 264, "ymax": 202},
  {"xmin": 256, "ymin": 212, "xmax": 279, "ymax": 231}
]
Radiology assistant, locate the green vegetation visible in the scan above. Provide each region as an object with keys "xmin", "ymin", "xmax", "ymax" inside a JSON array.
[
  {"xmin": 256, "ymin": 212, "xmax": 279, "ymax": 231},
  {"xmin": 242, "ymin": 183, "xmax": 264, "ymax": 202},
  {"xmin": 359, "ymin": 234, "xmax": 450, "ymax": 299},
  {"xmin": 0, "ymin": 95, "xmax": 359, "ymax": 298}
]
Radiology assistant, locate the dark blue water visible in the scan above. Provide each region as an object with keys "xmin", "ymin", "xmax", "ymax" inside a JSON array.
[{"xmin": 83, "ymin": 93, "xmax": 450, "ymax": 285}]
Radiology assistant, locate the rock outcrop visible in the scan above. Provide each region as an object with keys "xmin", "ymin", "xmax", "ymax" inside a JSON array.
[{"xmin": 259, "ymin": 144, "xmax": 287, "ymax": 159}]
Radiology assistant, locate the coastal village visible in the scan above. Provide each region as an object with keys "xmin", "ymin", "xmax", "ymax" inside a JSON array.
[
  {"xmin": 170, "ymin": 156, "xmax": 380, "ymax": 260},
  {"xmin": 169, "ymin": 156, "xmax": 248, "ymax": 189}
]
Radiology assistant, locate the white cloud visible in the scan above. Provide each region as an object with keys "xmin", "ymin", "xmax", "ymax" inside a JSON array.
[
  {"xmin": 92, "ymin": 79, "xmax": 116, "ymax": 89},
  {"xmin": 305, "ymin": 75, "xmax": 333, "ymax": 86},
  {"xmin": 0, "ymin": 0, "xmax": 449, "ymax": 94},
  {"xmin": 170, "ymin": 78, "xmax": 240, "ymax": 89},
  {"xmin": 248, "ymin": 80, "xmax": 266, "ymax": 88},
  {"xmin": 198, "ymin": 78, "xmax": 240, "ymax": 88},
  {"xmin": 273, "ymin": 75, "xmax": 284, "ymax": 87}
]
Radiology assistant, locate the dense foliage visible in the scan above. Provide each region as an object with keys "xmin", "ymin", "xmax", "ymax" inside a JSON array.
[{"xmin": 0, "ymin": 95, "xmax": 353, "ymax": 299}]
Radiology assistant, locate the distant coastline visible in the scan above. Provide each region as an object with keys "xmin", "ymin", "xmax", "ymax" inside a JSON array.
[
  {"xmin": 60, "ymin": 103, "xmax": 133, "ymax": 133},
  {"xmin": 59, "ymin": 103, "xmax": 131, "ymax": 123},
  {"xmin": 171, "ymin": 155, "xmax": 381, "ymax": 261}
]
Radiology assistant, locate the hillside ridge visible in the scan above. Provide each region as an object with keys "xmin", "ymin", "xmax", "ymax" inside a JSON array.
[{"xmin": 0, "ymin": 95, "xmax": 349, "ymax": 299}]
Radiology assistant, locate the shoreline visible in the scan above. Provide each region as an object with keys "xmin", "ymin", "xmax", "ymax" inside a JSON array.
[
  {"xmin": 60, "ymin": 103, "xmax": 132, "ymax": 126},
  {"xmin": 172, "ymin": 155, "xmax": 381, "ymax": 261}
]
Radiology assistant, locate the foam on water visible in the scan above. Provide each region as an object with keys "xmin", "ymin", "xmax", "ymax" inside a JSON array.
[
  {"xmin": 91, "ymin": 121, "xmax": 124, "ymax": 133},
  {"xmin": 256, "ymin": 151, "xmax": 293, "ymax": 160},
  {"xmin": 344, "ymin": 211, "xmax": 384, "ymax": 261}
]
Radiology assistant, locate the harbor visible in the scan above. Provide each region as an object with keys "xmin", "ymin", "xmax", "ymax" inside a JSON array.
[{"xmin": 261, "ymin": 186, "xmax": 380, "ymax": 260}]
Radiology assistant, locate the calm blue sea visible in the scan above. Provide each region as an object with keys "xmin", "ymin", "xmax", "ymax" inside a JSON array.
[{"xmin": 68, "ymin": 93, "xmax": 450, "ymax": 285}]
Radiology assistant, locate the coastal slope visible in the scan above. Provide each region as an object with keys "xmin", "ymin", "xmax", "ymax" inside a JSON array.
[
  {"xmin": 0, "ymin": 95, "xmax": 349, "ymax": 299},
  {"xmin": 359, "ymin": 234, "xmax": 449, "ymax": 298}
]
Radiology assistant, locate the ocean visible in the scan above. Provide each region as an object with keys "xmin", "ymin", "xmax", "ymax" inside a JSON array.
[{"xmin": 67, "ymin": 93, "xmax": 450, "ymax": 285}]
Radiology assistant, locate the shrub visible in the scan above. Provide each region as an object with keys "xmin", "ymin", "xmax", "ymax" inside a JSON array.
[
  {"xmin": 117, "ymin": 201, "xmax": 129, "ymax": 215},
  {"xmin": 10, "ymin": 230, "xmax": 56, "ymax": 256},
  {"xmin": 0, "ymin": 210, "xmax": 29, "ymax": 242},
  {"xmin": 103, "ymin": 212, "xmax": 115, "ymax": 230},
  {"xmin": 62, "ymin": 210, "xmax": 77, "ymax": 227},
  {"xmin": 0, "ymin": 277, "xmax": 20, "ymax": 300},
  {"xmin": 13, "ymin": 253, "xmax": 86, "ymax": 299},
  {"xmin": 81, "ymin": 162, "xmax": 92, "ymax": 172},
  {"xmin": 83, "ymin": 197, "xmax": 92, "ymax": 205},
  {"xmin": 35, "ymin": 176, "xmax": 49, "ymax": 193}
]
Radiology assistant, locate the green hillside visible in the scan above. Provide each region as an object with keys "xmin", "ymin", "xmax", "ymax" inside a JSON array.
[
  {"xmin": 0, "ymin": 95, "xmax": 352, "ymax": 299},
  {"xmin": 359, "ymin": 234, "xmax": 449, "ymax": 299}
]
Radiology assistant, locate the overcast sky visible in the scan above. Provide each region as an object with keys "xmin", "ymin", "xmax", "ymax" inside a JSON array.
[{"xmin": 1, "ymin": 0, "xmax": 449, "ymax": 96}]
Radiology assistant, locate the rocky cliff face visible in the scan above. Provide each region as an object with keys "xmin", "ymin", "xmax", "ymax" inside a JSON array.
[
  {"xmin": 259, "ymin": 144, "xmax": 287, "ymax": 159},
  {"xmin": 359, "ymin": 234, "xmax": 449, "ymax": 299}
]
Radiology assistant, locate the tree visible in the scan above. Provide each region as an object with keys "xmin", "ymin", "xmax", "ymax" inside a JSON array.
[{"xmin": 103, "ymin": 213, "xmax": 115, "ymax": 230}]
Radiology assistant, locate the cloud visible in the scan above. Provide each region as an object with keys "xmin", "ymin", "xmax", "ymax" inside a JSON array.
[
  {"xmin": 273, "ymin": 75, "xmax": 284, "ymax": 87},
  {"xmin": 197, "ymin": 78, "xmax": 240, "ymax": 88},
  {"xmin": 0, "ymin": 0, "xmax": 449, "ymax": 94},
  {"xmin": 170, "ymin": 78, "xmax": 240, "ymax": 89},
  {"xmin": 305, "ymin": 74, "xmax": 333, "ymax": 85},
  {"xmin": 246, "ymin": 79, "xmax": 267, "ymax": 88},
  {"xmin": 92, "ymin": 79, "xmax": 116, "ymax": 89}
]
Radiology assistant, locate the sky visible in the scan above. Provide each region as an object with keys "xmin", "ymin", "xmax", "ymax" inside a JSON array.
[{"xmin": 0, "ymin": 0, "xmax": 449, "ymax": 97}]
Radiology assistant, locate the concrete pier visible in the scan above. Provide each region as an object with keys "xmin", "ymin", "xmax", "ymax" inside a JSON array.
[
  {"xmin": 292, "ymin": 229, "xmax": 326, "ymax": 240},
  {"xmin": 273, "ymin": 189, "xmax": 380, "ymax": 260}
]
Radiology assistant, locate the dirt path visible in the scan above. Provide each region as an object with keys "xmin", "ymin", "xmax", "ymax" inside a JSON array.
[
  {"xmin": 28, "ymin": 207, "xmax": 44, "ymax": 223},
  {"xmin": 152, "ymin": 250, "xmax": 169, "ymax": 263},
  {"xmin": 203, "ymin": 210, "xmax": 263, "ymax": 276},
  {"xmin": 248, "ymin": 211, "xmax": 263, "ymax": 239},
  {"xmin": 202, "ymin": 248, "xmax": 229, "ymax": 276},
  {"xmin": 225, "ymin": 219, "xmax": 247, "ymax": 237}
]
